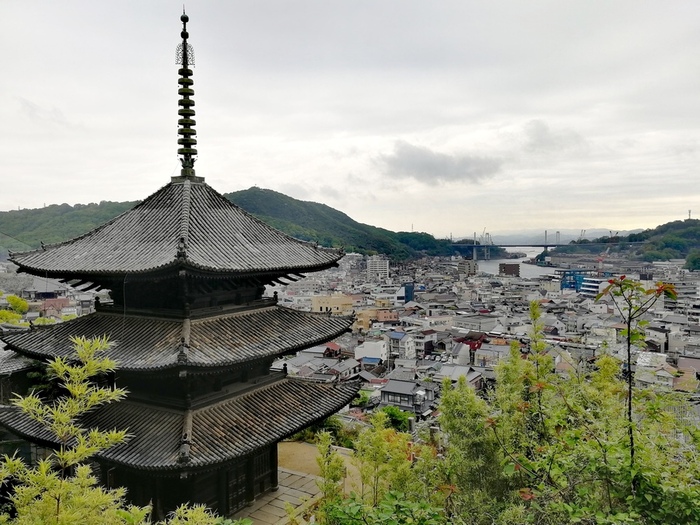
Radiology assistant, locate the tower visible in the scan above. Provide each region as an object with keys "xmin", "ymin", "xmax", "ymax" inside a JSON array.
[{"xmin": 0, "ymin": 13, "xmax": 358, "ymax": 518}]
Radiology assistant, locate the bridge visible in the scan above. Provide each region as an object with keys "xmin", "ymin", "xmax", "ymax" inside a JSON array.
[
  {"xmin": 451, "ymin": 242, "xmax": 645, "ymax": 249},
  {"xmin": 450, "ymin": 229, "xmax": 644, "ymax": 260}
]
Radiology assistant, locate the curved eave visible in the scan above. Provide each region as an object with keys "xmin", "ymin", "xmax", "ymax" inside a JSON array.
[
  {"xmin": 1, "ymin": 307, "xmax": 353, "ymax": 373},
  {"xmin": 0, "ymin": 379, "xmax": 361, "ymax": 472},
  {"xmin": 99, "ymin": 379, "xmax": 361, "ymax": 471},
  {"xmin": 11, "ymin": 257, "xmax": 341, "ymax": 286}
]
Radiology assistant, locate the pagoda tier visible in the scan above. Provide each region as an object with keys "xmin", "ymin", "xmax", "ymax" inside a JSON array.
[
  {"xmin": 0, "ymin": 377, "xmax": 358, "ymax": 472},
  {"xmin": 2, "ymin": 306, "xmax": 352, "ymax": 373},
  {"xmin": 9, "ymin": 179, "xmax": 341, "ymax": 294}
]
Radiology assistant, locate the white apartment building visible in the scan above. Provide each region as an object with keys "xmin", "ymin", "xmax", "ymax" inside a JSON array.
[{"xmin": 367, "ymin": 255, "xmax": 390, "ymax": 281}]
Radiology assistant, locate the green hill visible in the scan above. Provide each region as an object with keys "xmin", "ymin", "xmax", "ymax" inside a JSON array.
[
  {"xmin": 0, "ymin": 187, "xmax": 498, "ymax": 261},
  {"xmin": 551, "ymin": 218, "xmax": 700, "ymax": 268},
  {"xmin": 0, "ymin": 201, "xmax": 137, "ymax": 255}
]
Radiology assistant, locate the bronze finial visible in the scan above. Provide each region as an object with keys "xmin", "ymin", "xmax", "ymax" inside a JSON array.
[{"xmin": 175, "ymin": 11, "xmax": 198, "ymax": 178}]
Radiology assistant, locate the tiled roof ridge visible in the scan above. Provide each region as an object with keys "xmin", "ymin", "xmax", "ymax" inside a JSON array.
[
  {"xmin": 177, "ymin": 318, "xmax": 191, "ymax": 365},
  {"xmin": 177, "ymin": 179, "xmax": 192, "ymax": 262},
  {"xmin": 178, "ymin": 409, "xmax": 193, "ymax": 464},
  {"xmin": 275, "ymin": 303, "xmax": 353, "ymax": 320},
  {"xmin": 9, "ymin": 181, "xmax": 172, "ymax": 260},
  {"xmin": 196, "ymin": 183, "xmax": 342, "ymax": 257}
]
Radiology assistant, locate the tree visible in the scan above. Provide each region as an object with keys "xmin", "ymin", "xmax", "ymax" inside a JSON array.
[
  {"xmin": 0, "ymin": 336, "xmax": 251, "ymax": 525},
  {"xmin": 0, "ymin": 310, "xmax": 21, "ymax": 324},
  {"xmin": 5, "ymin": 296, "xmax": 28, "ymax": 315},
  {"xmin": 312, "ymin": 414, "xmax": 445, "ymax": 525},
  {"xmin": 378, "ymin": 405, "xmax": 410, "ymax": 432},
  {"xmin": 685, "ymin": 248, "xmax": 700, "ymax": 270},
  {"xmin": 596, "ymin": 277, "xmax": 676, "ymax": 483}
]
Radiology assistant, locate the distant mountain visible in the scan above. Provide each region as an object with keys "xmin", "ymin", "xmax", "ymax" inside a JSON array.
[
  {"xmin": 0, "ymin": 187, "xmax": 499, "ymax": 262},
  {"xmin": 2, "ymin": 189, "xmax": 696, "ymax": 264},
  {"xmin": 224, "ymin": 187, "xmax": 503, "ymax": 260}
]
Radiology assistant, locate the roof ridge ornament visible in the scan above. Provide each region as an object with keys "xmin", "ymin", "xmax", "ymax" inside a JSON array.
[{"xmin": 175, "ymin": 11, "xmax": 201, "ymax": 181}]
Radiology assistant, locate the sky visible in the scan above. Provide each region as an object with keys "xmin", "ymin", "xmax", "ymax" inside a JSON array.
[{"xmin": 3, "ymin": 1, "xmax": 700, "ymax": 239}]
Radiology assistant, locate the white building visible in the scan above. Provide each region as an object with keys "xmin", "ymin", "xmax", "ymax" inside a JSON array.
[
  {"xmin": 354, "ymin": 339, "xmax": 388, "ymax": 362},
  {"xmin": 367, "ymin": 255, "xmax": 390, "ymax": 281}
]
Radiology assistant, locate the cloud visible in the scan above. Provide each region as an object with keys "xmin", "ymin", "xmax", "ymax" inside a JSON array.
[
  {"xmin": 319, "ymin": 185, "xmax": 341, "ymax": 199},
  {"xmin": 17, "ymin": 97, "xmax": 76, "ymax": 129},
  {"xmin": 522, "ymin": 120, "xmax": 587, "ymax": 154},
  {"xmin": 377, "ymin": 140, "xmax": 503, "ymax": 184}
]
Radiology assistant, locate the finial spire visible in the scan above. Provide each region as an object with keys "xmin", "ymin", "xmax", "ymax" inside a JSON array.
[{"xmin": 175, "ymin": 11, "xmax": 199, "ymax": 179}]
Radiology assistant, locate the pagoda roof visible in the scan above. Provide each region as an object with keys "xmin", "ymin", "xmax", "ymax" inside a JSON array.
[
  {"xmin": 1, "ymin": 306, "xmax": 352, "ymax": 372},
  {"xmin": 10, "ymin": 179, "xmax": 341, "ymax": 279},
  {"xmin": 0, "ymin": 377, "xmax": 359, "ymax": 471}
]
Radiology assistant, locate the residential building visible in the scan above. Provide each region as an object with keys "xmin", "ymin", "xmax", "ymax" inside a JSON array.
[{"xmin": 367, "ymin": 255, "xmax": 390, "ymax": 281}]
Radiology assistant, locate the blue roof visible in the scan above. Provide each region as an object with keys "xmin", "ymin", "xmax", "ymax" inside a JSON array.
[{"xmin": 362, "ymin": 357, "xmax": 381, "ymax": 364}]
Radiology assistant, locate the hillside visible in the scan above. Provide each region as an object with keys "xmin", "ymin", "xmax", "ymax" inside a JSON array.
[
  {"xmin": 0, "ymin": 201, "xmax": 137, "ymax": 254},
  {"xmin": 0, "ymin": 187, "xmax": 500, "ymax": 261},
  {"xmin": 550, "ymin": 218, "xmax": 700, "ymax": 268}
]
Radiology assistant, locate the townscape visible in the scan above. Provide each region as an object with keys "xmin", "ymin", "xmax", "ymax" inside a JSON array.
[
  {"xmin": 3, "ymin": 248, "xmax": 700, "ymax": 430},
  {"xmin": 266, "ymin": 252, "xmax": 700, "ymax": 416}
]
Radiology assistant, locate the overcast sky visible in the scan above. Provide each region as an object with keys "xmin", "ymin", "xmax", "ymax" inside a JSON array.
[{"xmin": 3, "ymin": 1, "xmax": 699, "ymax": 239}]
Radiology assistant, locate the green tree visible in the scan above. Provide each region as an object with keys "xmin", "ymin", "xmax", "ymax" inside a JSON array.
[
  {"xmin": 379, "ymin": 405, "xmax": 410, "ymax": 432},
  {"xmin": 596, "ymin": 277, "xmax": 676, "ymax": 483},
  {"xmin": 313, "ymin": 432, "xmax": 346, "ymax": 524},
  {"xmin": 685, "ymin": 248, "xmax": 700, "ymax": 270},
  {"xmin": 312, "ymin": 414, "xmax": 445, "ymax": 525},
  {"xmin": 0, "ymin": 310, "xmax": 21, "ymax": 324},
  {"xmin": 5, "ymin": 295, "xmax": 28, "ymax": 315}
]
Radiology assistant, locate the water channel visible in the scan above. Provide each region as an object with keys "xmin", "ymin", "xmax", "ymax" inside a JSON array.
[{"xmin": 476, "ymin": 247, "xmax": 558, "ymax": 279}]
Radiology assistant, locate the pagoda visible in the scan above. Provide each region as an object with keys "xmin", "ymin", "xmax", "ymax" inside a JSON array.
[{"xmin": 0, "ymin": 13, "xmax": 358, "ymax": 518}]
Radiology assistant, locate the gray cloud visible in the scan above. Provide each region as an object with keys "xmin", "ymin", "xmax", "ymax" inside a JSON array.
[
  {"xmin": 378, "ymin": 140, "xmax": 503, "ymax": 184},
  {"xmin": 522, "ymin": 120, "xmax": 587, "ymax": 154},
  {"xmin": 319, "ymin": 185, "xmax": 341, "ymax": 200}
]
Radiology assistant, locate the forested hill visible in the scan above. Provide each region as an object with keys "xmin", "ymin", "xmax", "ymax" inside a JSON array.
[
  {"xmin": 0, "ymin": 201, "xmax": 138, "ymax": 254},
  {"xmin": 224, "ymin": 187, "xmax": 496, "ymax": 259},
  {"xmin": 0, "ymin": 187, "xmax": 494, "ymax": 261},
  {"xmin": 552, "ymin": 218, "xmax": 700, "ymax": 267}
]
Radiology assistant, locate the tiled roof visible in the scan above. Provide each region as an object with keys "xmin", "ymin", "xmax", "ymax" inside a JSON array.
[
  {"xmin": 0, "ymin": 345, "xmax": 34, "ymax": 375},
  {"xmin": 11, "ymin": 180, "xmax": 341, "ymax": 277},
  {"xmin": 0, "ymin": 377, "xmax": 359, "ymax": 471},
  {"xmin": 1, "ymin": 307, "xmax": 352, "ymax": 371}
]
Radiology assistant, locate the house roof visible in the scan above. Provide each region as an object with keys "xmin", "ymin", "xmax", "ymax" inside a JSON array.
[
  {"xmin": 1, "ymin": 306, "xmax": 352, "ymax": 372},
  {"xmin": 329, "ymin": 359, "xmax": 360, "ymax": 374},
  {"xmin": 0, "ymin": 377, "xmax": 359, "ymax": 471},
  {"xmin": 435, "ymin": 364, "xmax": 481, "ymax": 383},
  {"xmin": 10, "ymin": 180, "xmax": 341, "ymax": 280},
  {"xmin": 381, "ymin": 379, "xmax": 418, "ymax": 395}
]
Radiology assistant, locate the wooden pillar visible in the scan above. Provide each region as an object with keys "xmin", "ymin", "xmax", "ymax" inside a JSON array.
[
  {"xmin": 217, "ymin": 469, "xmax": 228, "ymax": 516},
  {"xmin": 245, "ymin": 455, "xmax": 255, "ymax": 506},
  {"xmin": 271, "ymin": 444, "xmax": 279, "ymax": 491}
]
